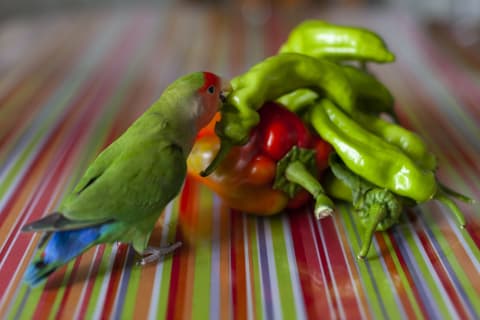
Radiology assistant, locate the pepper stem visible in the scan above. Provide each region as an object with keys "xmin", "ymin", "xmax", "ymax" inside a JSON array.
[
  {"xmin": 439, "ymin": 183, "xmax": 475, "ymax": 204},
  {"xmin": 357, "ymin": 203, "xmax": 386, "ymax": 259},
  {"xmin": 285, "ymin": 161, "xmax": 334, "ymax": 219},
  {"xmin": 200, "ymin": 140, "xmax": 232, "ymax": 177},
  {"xmin": 435, "ymin": 189, "xmax": 467, "ymax": 228}
]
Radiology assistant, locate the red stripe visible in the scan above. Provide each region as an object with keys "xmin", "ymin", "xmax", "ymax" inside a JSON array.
[
  {"xmin": 409, "ymin": 211, "xmax": 471, "ymax": 319},
  {"xmin": 31, "ymin": 265, "xmax": 69, "ymax": 319},
  {"xmin": 231, "ymin": 212, "xmax": 247, "ymax": 320},
  {"xmin": 99, "ymin": 243, "xmax": 129, "ymax": 318},
  {"xmin": 387, "ymin": 230, "xmax": 429, "ymax": 318},
  {"xmin": 1, "ymin": 16, "xmax": 146, "ymax": 313},
  {"xmin": 318, "ymin": 216, "xmax": 363, "ymax": 319},
  {"xmin": 166, "ymin": 177, "xmax": 193, "ymax": 320},
  {"xmin": 288, "ymin": 208, "xmax": 330, "ymax": 319},
  {"xmin": 311, "ymin": 215, "xmax": 341, "ymax": 318},
  {"xmin": 375, "ymin": 234, "xmax": 417, "ymax": 319},
  {"xmin": 54, "ymin": 256, "xmax": 85, "ymax": 320},
  {"xmin": 165, "ymin": 247, "xmax": 181, "ymax": 320},
  {"xmin": 77, "ymin": 245, "xmax": 107, "ymax": 319}
]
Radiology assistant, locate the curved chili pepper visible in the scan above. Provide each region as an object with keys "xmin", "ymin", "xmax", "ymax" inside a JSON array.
[
  {"xmin": 327, "ymin": 154, "xmax": 404, "ymax": 258},
  {"xmin": 201, "ymin": 53, "xmax": 355, "ymax": 176},
  {"xmin": 309, "ymin": 99, "xmax": 437, "ymax": 202},
  {"xmin": 351, "ymin": 110, "xmax": 437, "ymax": 171},
  {"xmin": 341, "ymin": 65, "xmax": 396, "ymax": 119},
  {"xmin": 277, "ymin": 65, "xmax": 396, "ymax": 119},
  {"xmin": 279, "ymin": 20, "xmax": 395, "ymax": 63}
]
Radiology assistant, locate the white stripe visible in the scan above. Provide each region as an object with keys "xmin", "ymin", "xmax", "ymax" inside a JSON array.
[
  {"xmin": 147, "ymin": 202, "xmax": 174, "ymax": 320},
  {"xmin": 331, "ymin": 213, "xmax": 369, "ymax": 319},
  {"xmin": 242, "ymin": 215, "xmax": 254, "ymax": 320},
  {"xmin": 73, "ymin": 245, "xmax": 102, "ymax": 319},
  {"xmin": 92, "ymin": 244, "xmax": 118, "ymax": 320},
  {"xmin": 406, "ymin": 220, "xmax": 460, "ymax": 318},
  {"xmin": 264, "ymin": 220, "xmax": 283, "ymax": 320},
  {"xmin": 281, "ymin": 215, "xmax": 307, "ymax": 319},
  {"xmin": 316, "ymin": 218, "xmax": 347, "ymax": 319},
  {"xmin": 254, "ymin": 221, "xmax": 267, "ymax": 320},
  {"xmin": 307, "ymin": 214, "xmax": 336, "ymax": 318},
  {"xmin": 208, "ymin": 196, "xmax": 221, "ymax": 320}
]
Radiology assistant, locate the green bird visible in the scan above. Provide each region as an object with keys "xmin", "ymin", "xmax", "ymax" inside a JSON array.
[{"xmin": 22, "ymin": 72, "xmax": 226, "ymax": 286}]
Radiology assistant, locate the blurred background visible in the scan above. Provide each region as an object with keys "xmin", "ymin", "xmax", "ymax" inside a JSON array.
[
  {"xmin": 0, "ymin": 0, "xmax": 479, "ymax": 22},
  {"xmin": 1, "ymin": 0, "xmax": 479, "ymax": 45}
]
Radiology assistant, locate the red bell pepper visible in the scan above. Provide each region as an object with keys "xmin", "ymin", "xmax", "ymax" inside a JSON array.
[{"xmin": 188, "ymin": 102, "xmax": 333, "ymax": 216}]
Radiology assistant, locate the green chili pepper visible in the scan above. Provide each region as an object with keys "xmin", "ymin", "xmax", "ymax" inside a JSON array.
[
  {"xmin": 279, "ymin": 20, "xmax": 395, "ymax": 63},
  {"xmin": 309, "ymin": 99, "xmax": 437, "ymax": 202},
  {"xmin": 278, "ymin": 65, "xmax": 396, "ymax": 118},
  {"xmin": 341, "ymin": 65, "xmax": 396, "ymax": 119},
  {"xmin": 328, "ymin": 153, "xmax": 403, "ymax": 258},
  {"xmin": 277, "ymin": 88, "xmax": 319, "ymax": 113},
  {"xmin": 201, "ymin": 53, "xmax": 355, "ymax": 176},
  {"xmin": 351, "ymin": 110, "xmax": 437, "ymax": 171},
  {"xmin": 322, "ymin": 170, "xmax": 353, "ymax": 202}
]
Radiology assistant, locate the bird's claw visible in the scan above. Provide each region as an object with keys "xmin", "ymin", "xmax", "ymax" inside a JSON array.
[{"xmin": 137, "ymin": 241, "xmax": 182, "ymax": 266}]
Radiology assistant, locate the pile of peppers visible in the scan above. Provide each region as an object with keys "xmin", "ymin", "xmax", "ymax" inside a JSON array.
[{"xmin": 187, "ymin": 20, "xmax": 473, "ymax": 259}]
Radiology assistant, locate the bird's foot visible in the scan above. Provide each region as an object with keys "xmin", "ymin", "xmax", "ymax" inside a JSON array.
[{"xmin": 137, "ymin": 242, "xmax": 182, "ymax": 266}]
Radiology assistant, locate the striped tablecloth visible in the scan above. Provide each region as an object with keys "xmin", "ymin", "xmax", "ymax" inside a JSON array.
[{"xmin": 0, "ymin": 5, "xmax": 479, "ymax": 319}]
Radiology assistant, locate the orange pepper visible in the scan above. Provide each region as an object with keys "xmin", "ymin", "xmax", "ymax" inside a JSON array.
[{"xmin": 187, "ymin": 133, "xmax": 288, "ymax": 215}]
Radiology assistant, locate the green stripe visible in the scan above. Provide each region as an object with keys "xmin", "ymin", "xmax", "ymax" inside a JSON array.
[
  {"xmin": 269, "ymin": 215, "xmax": 297, "ymax": 318},
  {"xmin": 247, "ymin": 216, "xmax": 265, "ymax": 320},
  {"xmin": 421, "ymin": 206, "xmax": 480, "ymax": 315},
  {"xmin": 155, "ymin": 197, "xmax": 181, "ymax": 319},
  {"xmin": 47, "ymin": 264, "xmax": 72, "ymax": 319},
  {"xmin": 337, "ymin": 205, "xmax": 386, "ymax": 319},
  {"xmin": 192, "ymin": 185, "xmax": 214, "ymax": 318},
  {"xmin": 380, "ymin": 232, "xmax": 425, "ymax": 319},
  {"xmin": 9, "ymin": 250, "xmax": 45, "ymax": 319},
  {"xmin": 396, "ymin": 220, "xmax": 453, "ymax": 316},
  {"xmin": 84, "ymin": 244, "xmax": 115, "ymax": 318}
]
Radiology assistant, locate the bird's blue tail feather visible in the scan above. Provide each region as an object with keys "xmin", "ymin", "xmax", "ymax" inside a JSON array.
[{"xmin": 25, "ymin": 225, "xmax": 104, "ymax": 287}]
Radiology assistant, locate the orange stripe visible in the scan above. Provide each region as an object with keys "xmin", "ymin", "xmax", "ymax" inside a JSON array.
[
  {"xmin": 246, "ymin": 217, "xmax": 258, "ymax": 319},
  {"xmin": 375, "ymin": 234, "xmax": 417, "ymax": 319},
  {"xmin": 133, "ymin": 218, "xmax": 166, "ymax": 319},
  {"xmin": 219, "ymin": 203, "xmax": 232, "ymax": 319},
  {"xmin": 231, "ymin": 212, "xmax": 247, "ymax": 320}
]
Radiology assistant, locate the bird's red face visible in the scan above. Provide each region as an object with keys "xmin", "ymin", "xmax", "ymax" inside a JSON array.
[{"xmin": 195, "ymin": 72, "xmax": 226, "ymax": 130}]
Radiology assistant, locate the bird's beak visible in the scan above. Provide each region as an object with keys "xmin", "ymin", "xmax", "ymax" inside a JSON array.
[{"xmin": 219, "ymin": 83, "xmax": 232, "ymax": 103}]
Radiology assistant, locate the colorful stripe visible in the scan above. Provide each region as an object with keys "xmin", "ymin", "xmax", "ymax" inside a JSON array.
[{"xmin": 1, "ymin": 8, "xmax": 479, "ymax": 320}]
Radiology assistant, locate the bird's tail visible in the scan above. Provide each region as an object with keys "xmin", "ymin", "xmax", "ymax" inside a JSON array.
[{"xmin": 25, "ymin": 225, "xmax": 104, "ymax": 287}]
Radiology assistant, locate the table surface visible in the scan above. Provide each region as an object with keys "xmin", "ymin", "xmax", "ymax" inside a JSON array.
[{"xmin": 0, "ymin": 5, "xmax": 479, "ymax": 319}]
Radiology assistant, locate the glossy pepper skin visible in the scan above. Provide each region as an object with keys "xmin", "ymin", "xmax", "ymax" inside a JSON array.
[
  {"xmin": 350, "ymin": 110, "xmax": 437, "ymax": 171},
  {"xmin": 309, "ymin": 99, "xmax": 438, "ymax": 203},
  {"xmin": 277, "ymin": 65, "xmax": 396, "ymax": 118},
  {"xmin": 201, "ymin": 53, "xmax": 355, "ymax": 176},
  {"xmin": 188, "ymin": 102, "xmax": 332, "ymax": 215},
  {"xmin": 188, "ymin": 134, "xmax": 289, "ymax": 215},
  {"xmin": 279, "ymin": 20, "xmax": 395, "ymax": 63}
]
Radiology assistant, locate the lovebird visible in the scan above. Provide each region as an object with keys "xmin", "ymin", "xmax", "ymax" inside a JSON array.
[{"xmin": 22, "ymin": 72, "xmax": 226, "ymax": 286}]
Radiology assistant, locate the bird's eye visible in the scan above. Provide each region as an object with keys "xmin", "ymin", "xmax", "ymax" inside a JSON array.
[{"xmin": 207, "ymin": 85, "xmax": 215, "ymax": 94}]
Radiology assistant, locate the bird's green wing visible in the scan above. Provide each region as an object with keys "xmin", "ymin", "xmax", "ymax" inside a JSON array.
[
  {"xmin": 61, "ymin": 136, "xmax": 187, "ymax": 224},
  {"xmin": 69, "ymin": 142, "xmax": 120, "ymax": 197}
]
